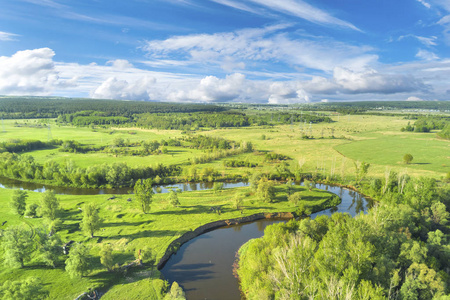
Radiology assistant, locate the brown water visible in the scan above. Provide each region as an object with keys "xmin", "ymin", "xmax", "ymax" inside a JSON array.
[{"xmin": 160, "ymin": 183, "xmax": 373, "ymax": 300}]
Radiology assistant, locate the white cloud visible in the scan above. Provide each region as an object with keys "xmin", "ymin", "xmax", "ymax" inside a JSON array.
[
  {"xmin": 211, "ymin": 0, "xmax": 359, "ymax": 31},
  {"xmin": 0, "ymin": 48, "xmax": 75, "ymax": 95},
  {"xmin": 91, "ymin": 76, "xmax": 157, "ymax": 100},
  {"xmin": 0, "ymin": 31, "xmax": 19, "ymax": 41},
  {"xmin": 416, "ymin": 49, "xmax": 439, "ymax": 60},
  {"xmin": 167, "ymin": 73, "xmax": 250, "ymax": 102},
  {"xmin": 332, "ymin": 67, "xmax": 428, "ymax": 94},
  {"xmin": 398, "ymin": 34, "xmax": 437, "ymax": 47},
  {"xmin": 406, "ymin": 96, "xmax": 424, "ymax": 101},
  {"xmin": 417, "ymin": 0, "xmax": 431, "ymax": 8},
  {"xmin": 106, "ymin": 59, "xmax": 133, "ymax": 69},
  {"xmin": 143, "ymin": 24, "xmax": 376, "ymax": 73}
]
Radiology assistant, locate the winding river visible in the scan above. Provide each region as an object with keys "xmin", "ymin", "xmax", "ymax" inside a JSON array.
[
  {"xmin": 160, "ymin": 183, "xmax": 373, "ymax": 300},
  {"xmin": 0, "ymin": 177, "xmax": 372, "ymax": 300},
  {"xmin": 0, "ymin": 176, "xmax": 248, "ymax": 195}
]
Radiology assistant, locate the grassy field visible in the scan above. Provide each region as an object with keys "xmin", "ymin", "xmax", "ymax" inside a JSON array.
[
  {"xmin": 0, "ymin": 112, "xmax": 449, "ymax": 298},
  {"xmin": 0, "ymin": 183, "xmax": 335, "ymax": 299}
]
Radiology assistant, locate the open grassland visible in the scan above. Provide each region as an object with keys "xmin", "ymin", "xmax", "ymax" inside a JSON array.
[
  {"xmin": 0, "ymin": 184, "xmax": 335, "ymax": 299},
  {"xmin": 203, "ymin": 114, "xmax": 448, "ymax": 179}
]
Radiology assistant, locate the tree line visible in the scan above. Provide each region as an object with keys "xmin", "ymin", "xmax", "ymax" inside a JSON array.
[{"xmin": 0, "ymin": 153, "xmax": 180, "ymax": 188}]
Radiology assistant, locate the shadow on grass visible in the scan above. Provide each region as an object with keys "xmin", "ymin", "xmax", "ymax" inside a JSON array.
[
  {"xmin": 107, "ymin": 229, "xmax": 178, "ymax": 240},
  {"xmin": 102, "ymin": 220, "xmax": 153, "ymax": 228}
]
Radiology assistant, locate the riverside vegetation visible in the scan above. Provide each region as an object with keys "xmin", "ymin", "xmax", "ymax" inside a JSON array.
[{"xmin": 0, "ymin": 97, "xmax": 449, "ymax": 299}]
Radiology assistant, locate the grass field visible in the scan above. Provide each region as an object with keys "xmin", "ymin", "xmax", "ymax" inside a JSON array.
[
  {"xmin": 0, "ymin": 183, "xmax": 335, "ymax": 299},
  {"xmin": 0, "ymin": 112, "xmax": 449, "ymax": 298}
]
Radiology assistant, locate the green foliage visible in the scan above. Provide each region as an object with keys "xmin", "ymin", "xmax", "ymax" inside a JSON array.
[
  {"xmin": 10, "ymin": 189, "xmax": 28, "ymax": 216},
  {"xmin": 65, "ymin": 243, "xmax": 90, "ymax": 278},
  {"xmin": 0, "ymin": 277, "xmax": 47, "ymax": 300},
  {"xmin": 212, "ymin": 182, "xmax": 224, "ymax": 193},
  {"xmin": 163, "ymin": 281, "xmax": 186, "ymax": 300},
  {"xmin": 39, "ymin": 190, "xmax": 60, "ymax": 221},
  {"xmin": 100, "ymin": 244, "xmax": 114, "ymax": 272},
  {"xmin": 238, "ymin": 180, "xmax": 450, "ymax": 300},
  {"xmin": 168, "ymin": 190, "xmax": 180, "ymax": 207},
  {"xmin": 24, "ymin": 203, "xmax": 38, "ymax": 218},
  {"xmin": 256, "ymin": 179, "xmax": 276, "ymax": 203},
  {"xmin": 135, "ymin": 246, "xmax": 155, "ymax": 265},
  {"xmin": 403, "ymin": 153, "xmax": 414, "ymax": 164},
  {"xmin": 303, "ymin": 180, "xmax": 315, "ymax": 191},
  {"xmin": 34, "ymin": 228, "xmax": 62, "ymax": 268},
  {"xmin": 288, "ymin": 192, "xmax": 302, "ymax": 205},
  {"xmin": 80, "ymin": 203, "xmax": 103, "ymax": 238},
  {"xmin": 134, "ymin": 179, "xmax": 154, "ymax": 214},
  {"xmin": 233, "ymin": 193, "xmax": 243, "ymax": 210},
  {"xmin": 2, "ymin": 225, "xmax": 34, "ymax": 268}
]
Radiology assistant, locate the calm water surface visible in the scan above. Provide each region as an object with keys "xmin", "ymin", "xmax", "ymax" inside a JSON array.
[
  {"xmin": 161, "ymin": 183, "xmax": 373, "ymax": 300},
  {"xmin": 0, "ymin": 176, "xmax": 248, "ymax": 195}
]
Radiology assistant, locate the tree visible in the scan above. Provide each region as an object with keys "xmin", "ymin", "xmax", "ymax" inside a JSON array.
[
  {"xmin": 80, "ymin": 203, "xmax": 103, "ymax": 238},
  {"xmin": 212, "ymin": 182, "xmax": 224, "ymax": 193},
  {"xmin": 134, "ymin": 178, "xmax": 153, "ymax": 214},
  {"xmin": 164, "ymin": 281, "xmax": 186, "ymax": 300},
  {"xmin": 233, "ymin": 193, "xmax": 243, "ymax": 210},
  {"xmin": 2, "ymin": 225, "xmax": 34, "ymax": 268},
  {"xmin": 100, "ymin": 244, "xmax": 114, "ymax": 272},
  {"xmin": 39, "ymin": 190, "xmax": 60, "ymax": 221},
  {"xmin": 304, "ymin": 180, "xmax": 315, "ymax": 191},
  {"xmin": 135, "ymin": 245, "xmax": 154, "ymax": 265},
  {"xmin": 288, "ymin": 192, "xmax": 302, "ymax": 205},
  {"xmin": 168, "ymin": 190, "xmax": 180, "ymax": 207},
  {"xmin": 0, "ymin": 277, "xmax": 47, "ymax": 300},
  {"xmin": 10, "ymin": 190, "xmax": 28, "ymax": 216},
  {"xmin": 257, "ymin": 179, "xmax": 276, "ymax": 203},
  {"xmin": 35, "ymin": 227, "xmax": 62, "ymax": 268},
  {"xmin": 285, "ymin": 179, "xmax": 294, "ymax": 196},
  {"xmin": 403, "ymin": 154, "xmax": 414, "ymax": 164},
  {"xmin": 65, "ymin": 243, "xmax": 90, "ymax": 278}
]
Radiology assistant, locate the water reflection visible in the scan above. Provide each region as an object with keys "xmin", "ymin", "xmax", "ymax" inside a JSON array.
[{"xmin": 0, "ymin": 176, "xmax": 248, "ymax": 196}]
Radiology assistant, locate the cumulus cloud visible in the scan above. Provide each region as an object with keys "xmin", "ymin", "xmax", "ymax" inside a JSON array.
[
  {"xmin": 331, "ymin": 67, "xmax": 428, "ymax": 94},
  {"xmin": 106, "ymin": 59, "xmax": 133, "ymax": 69},
  {"xmin": 0, "ymin": 48, "xmax": 76, "ymax": 95},
  {"xmin": 91, "ymin": 76, "xmax": 157, "ymax": 100},
  {"xmin": 167, "ymin": 73, "xmax": 250, "ymax": 102}
]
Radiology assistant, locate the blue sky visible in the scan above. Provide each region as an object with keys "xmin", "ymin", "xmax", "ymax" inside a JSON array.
[{"xmin": 0, "ymin": 0, "xmax": 449, "ymax": 103}]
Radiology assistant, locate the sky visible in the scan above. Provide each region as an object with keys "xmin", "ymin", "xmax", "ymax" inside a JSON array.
[{"xmin": 0, "ymin": 0, "xmax": 450, "ymax": 103}]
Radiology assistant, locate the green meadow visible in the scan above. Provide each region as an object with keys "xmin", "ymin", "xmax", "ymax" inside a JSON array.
[{"xmin": 0, "ymin": 109, "xmax": 449, "ymax": 299}]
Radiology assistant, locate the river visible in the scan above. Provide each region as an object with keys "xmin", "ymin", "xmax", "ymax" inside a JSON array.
[{"xmin": 160, "ymin": 183, "xmax": 373, "ymax": 300}]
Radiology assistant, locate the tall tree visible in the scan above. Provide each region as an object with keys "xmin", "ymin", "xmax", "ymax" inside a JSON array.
[
  {"xmin": 65, "ymin": 243, "xmax": 90, "ymax": 278},
  {"xmin": 100, "ymin": 244, "xmax": 114, "ymax": 272},
  {"xmin": 2, "ymin": 225, "xmax": 34, "ymax": 268},
  {"xmin": 134, "ymin": 178, "xmax": 153, "ymax": 214},
  {"xmin": 80, "ymin": 203, "xmax": 103, "ymax": 238},
  {"xmin": 35, "ymin": 227, "xmax": 62, "ymax": 268},
  {"xmin": 257, "ymin": 179, "xmax": 276, "ymax": 203},
  {"xmin": 39, "ymin": 190, "xmax": 60, "ymax": 221},
  {"xmin": 168, "ymin": 190, "xmax": 180, "ymax": 207},
  {"xmin": 10, "ymin": 190, "xmax": 28, "ymax": 216}
]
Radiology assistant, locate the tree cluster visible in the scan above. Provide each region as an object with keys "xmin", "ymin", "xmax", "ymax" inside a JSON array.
[{"xmin": 0, "ymin": 153, "xmax": 180, "ymax": 188}]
